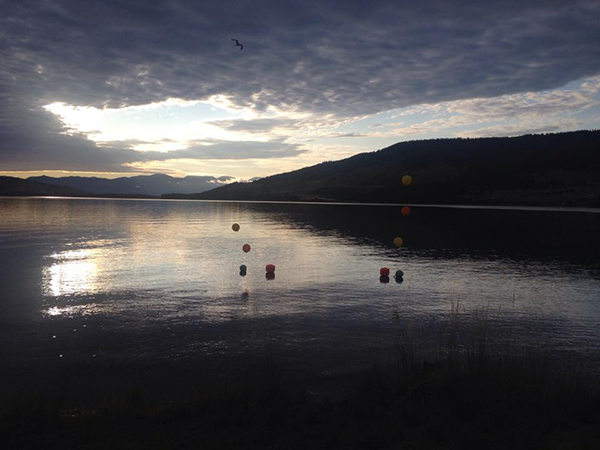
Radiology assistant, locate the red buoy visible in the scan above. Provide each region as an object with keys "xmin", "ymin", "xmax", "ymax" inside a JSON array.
[
  {"xmin": 242, "ymin": 244, "xmax": 251, "ymax": 253},
  {"xmin": 266, "ymin": 264, "xmax": 276, "ymax": 273},
  {"xmin": 380, "ymin": 267, "xmax": 390, "ymax": 276},
  {"xmin": 401, "ymin": 206, "xmax": 411, "ymax": 217}
]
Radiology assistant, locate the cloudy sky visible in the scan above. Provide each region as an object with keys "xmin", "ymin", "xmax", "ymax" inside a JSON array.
[{"xmin": 1, "ymin": 0, "xmax": 599, "ymax": 180}]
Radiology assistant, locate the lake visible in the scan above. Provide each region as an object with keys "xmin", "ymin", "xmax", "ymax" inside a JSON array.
[{"xmin": 1, "ymin": 197, "xmax": 600, "ymax": 392}]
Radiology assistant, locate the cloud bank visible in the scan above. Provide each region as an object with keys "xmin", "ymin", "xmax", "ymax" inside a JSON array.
[{"xmin": 1, "ymin": 0, "xmax": 599, "ymax": 174}]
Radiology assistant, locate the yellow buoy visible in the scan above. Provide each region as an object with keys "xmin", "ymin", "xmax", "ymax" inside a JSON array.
[
  {"xmin": 402, "ymin": 175, "xmax": 412, "ymax": 186},
  {"xmin": 393, "ymin": 237, "xmax": 404, "ymax": 247},
  {"xmin": 232, "ymin": 223, "xmax": 240, "ymax": 232}
]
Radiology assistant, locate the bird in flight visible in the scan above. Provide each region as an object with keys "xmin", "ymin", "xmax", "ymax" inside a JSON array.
[{"xmin": 231, "ymin": 39, "xmax": 244, "ymax": 50}]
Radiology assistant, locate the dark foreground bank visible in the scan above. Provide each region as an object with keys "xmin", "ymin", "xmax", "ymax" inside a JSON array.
[{"xmin": 2, "ymin": 326, "xmax": 600, "ymax": 450}]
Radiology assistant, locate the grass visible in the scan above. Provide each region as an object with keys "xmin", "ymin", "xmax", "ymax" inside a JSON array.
[{"xmin": 2, "ymin": 302, "xmax": 600, "ymax": 449}]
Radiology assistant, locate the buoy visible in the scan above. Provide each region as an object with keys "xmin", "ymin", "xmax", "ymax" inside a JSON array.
[
  {"xmin": 242, "ymin": 244, "xmax": 251, "ymax": 253},
  {"xmin": 232, "ymin": 223, "xmax": 240, "ymax": 232},
  {"xmin": 380, "ymin": 275, "xmax": 390, "ymax": 284},
  {"xmin": 395, "ymin": 277, "xmax": 404, "ymax": 284},
  {"xmin": 266, "ymin": 272, "xmax": 275, "ymax": 280},
  {"xmin": 240, "ymin": 264, "xmax": 247, "ymax": 276},
  {"xmin": 401, "ymin": 206, "xmax": 411, "ymax": 217},
  {"xmin": 266, "ymin": 264, "xmax": 276, "ymax": 273},
  {"xmin": 380, "ymin": 267, "xmax": 390, "ymax": 277},
  {"xmin": 393, "ymin": 237, "xmax": 404, "ymax": 248},
  {"xmin": 395, "ymin": 269, "xmax": 404, "ymax": 279},
  {"xmin": 402, "ymin": 175, "xmax": 412, "ymax": 186}
]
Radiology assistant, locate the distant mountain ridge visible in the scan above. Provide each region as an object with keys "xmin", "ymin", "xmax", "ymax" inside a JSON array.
[
  {"xmin": 0, "ymin": 176, "xmax": 89, "ymax": 197},
  {"xmin": 176, "ymin": 130, "xmax": 600, "ymax": 207},
  {"xmin": 4, "ymin": 131, "xmax": 600, "ymax": 206},
  {"xmin": 28, "ymin": 174, "xmax": 232, "ymax": 196}
]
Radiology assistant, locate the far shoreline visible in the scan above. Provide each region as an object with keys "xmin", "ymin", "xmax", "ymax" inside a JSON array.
[{"xmin": 2, "ymin": 194, "xmax": 600, "ymax": 214}]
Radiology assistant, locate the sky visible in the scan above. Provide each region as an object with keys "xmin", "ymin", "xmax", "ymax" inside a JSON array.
[{"xmin": 1, "ymin": 0, "xmax": 600, "ymax": 181}]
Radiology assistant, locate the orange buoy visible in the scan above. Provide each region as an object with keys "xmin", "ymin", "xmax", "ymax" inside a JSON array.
[
  {"xmin": 402, "ymin": 175, "xmax": 412, "ymax": 186},
  {"xmin": 266, "ymin": 264, "xmax": 276, "ymax": 273},
  {"xmin": 242, "ymin": 244, "xmax": 251, "ymax": 253},
  {"xmin": 393, "ymin": 237, "xmax": 404, "ymax": 248},
  {"xmin": 380, "ymin": 267, "xmax": 390, "ymax": 277},
  {"xmin": 401, "ymin": 206, "xmax": 411, "ymax": 217}
]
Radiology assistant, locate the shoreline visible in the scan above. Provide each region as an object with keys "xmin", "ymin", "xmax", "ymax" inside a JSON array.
[{"xmin": 2, "ymin": 195, "xmax": 599, "ymax": 214}]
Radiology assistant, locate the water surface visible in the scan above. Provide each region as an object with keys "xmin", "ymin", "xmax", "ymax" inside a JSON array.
[{"xmin": 1, "ymin": 197, "xmax": 599, "ymax": 381}]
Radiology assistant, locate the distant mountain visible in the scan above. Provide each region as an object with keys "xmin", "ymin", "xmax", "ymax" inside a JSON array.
[
  {"xmin": 0, "ymin": 176, "xmax": 90, "ymax": 197},
  {"xmin": 28, "ymin": 174, "xmax": 232, "ymax": 196},
  {"xmin": 180, "ymin": 130, "xmax": 600, "ymax": 207}
]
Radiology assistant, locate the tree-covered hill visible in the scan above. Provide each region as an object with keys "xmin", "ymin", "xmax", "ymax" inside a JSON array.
[
  {"xmin": 172, "ymin": 130, "xmax": 600, "ymax": 207},
  {"xmin": 0, "ymin": 176, "xmax": 89, "ymax": 197}
]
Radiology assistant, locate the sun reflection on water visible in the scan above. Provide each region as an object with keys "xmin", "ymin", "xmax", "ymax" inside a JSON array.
[
  {"xmin": 43, "ymin": 249, "xmax": 99, "ymax": 297},
  {"xmin": 43, "ymin": 304, "xmax": 102, "ymax": 317}
]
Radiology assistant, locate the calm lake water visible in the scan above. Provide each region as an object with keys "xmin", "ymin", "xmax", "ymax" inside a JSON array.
[{"xmin": 1, "ymin": 197, "xmax": 600, "ymax": 382}]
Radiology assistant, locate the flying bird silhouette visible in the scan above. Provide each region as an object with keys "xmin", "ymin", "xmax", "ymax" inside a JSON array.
[{"xmin": 231, "ymin": 39, "xmax": 244, "ymax": 50}]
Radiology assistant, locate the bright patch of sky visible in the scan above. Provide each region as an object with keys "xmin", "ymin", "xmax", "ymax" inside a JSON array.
[
  {"xmin": 324, "ymin": 76, "xmax": 600, "ymax": 146},
  {"xmin": 44, "ymin": 98, "xmax": 256, "ymax": 150},
  {"xmin": 41, "ymin": 76, "xmax": 600, "ymax": 179}
]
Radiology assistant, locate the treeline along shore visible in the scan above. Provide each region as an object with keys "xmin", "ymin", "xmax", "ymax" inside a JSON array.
[
  {"xmin": 166, "ymin": 130, "xmax": 600, "ymax": 207},
  {"xmin": 2, "ymin": 130, "xmax": 599, "ymax": 207}
]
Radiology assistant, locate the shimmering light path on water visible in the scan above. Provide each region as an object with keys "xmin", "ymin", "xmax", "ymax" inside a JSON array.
[{"xmin": 1, "ymin": 197, "xmax": 599, "ymax": 377}]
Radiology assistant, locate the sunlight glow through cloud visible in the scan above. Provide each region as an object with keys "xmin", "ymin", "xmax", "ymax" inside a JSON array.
[
  {"xmin": 2, "ymin": 0, "xmax": 599, "ymax": 180},
  {"xmin": 43, "ymin": 99, "xmax": 252, "ymax": 148},
  {"xmin": 39, "ymin": 76, "xmax": 600, "ymax": 179}
]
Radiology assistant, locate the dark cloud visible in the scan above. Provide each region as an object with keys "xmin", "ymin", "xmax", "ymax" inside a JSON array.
[
  {"xmin": 0, "ymin": 105, "xmax": 141, "ymax": 172},
  {"xmin": 207, "ymin": 118, "xmax": 298, "ymax": 133},
  {"xmin": 0, "ymin": 106, "xmax": 303, "ymax": 172},
  {"xmin": 329, "ymin": 132, "xmax": 367, "ymax": 138},
  {"xmin": 455, "ymin": 124, "xmax": 569, "ymax": 139},
  {"xmin": 140, "ymin": 139, "xmax": 304, "ymax": 160},
  {"xmin": 1, "ymin": 0, "xmax": 599, "ymax": 172}
]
